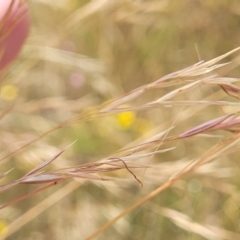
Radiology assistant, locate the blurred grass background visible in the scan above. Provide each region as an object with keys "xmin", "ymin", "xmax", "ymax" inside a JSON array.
[{"xmin": 1, "ymin": 0, "xmax": 240, "ymax": 239}]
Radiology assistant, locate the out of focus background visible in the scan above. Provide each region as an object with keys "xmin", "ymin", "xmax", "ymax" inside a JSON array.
[{"xmin": 1, "ymin": 0, "xmax": 240, "ymax": 239}]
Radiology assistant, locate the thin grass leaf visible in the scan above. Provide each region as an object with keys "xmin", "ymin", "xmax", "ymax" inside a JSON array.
[
  {"xmin": 145, "ymin": 100, "xmax": 240, "ymax": 107},
  {"xmin": 102, "ymin": 48, "xmax": 240, "ymax": 112},
  {"xmin": 101, "ymin": 87, "xmax": 146, "ymax": 112},
  {"xmin": 220, "ymin": 83, "xmax": 240, "ymax": 99},
  {"xmin": 24, "ymin": 140, "xmax": 77, "ymax": 177},
  {"xmin": 118, "ymin": 148, "xmax": 175, "ymax": 161},
  {"xmin": 205, "ymin": 77, "xmax": 240, "ymax": 84},
  {"xmin": 20, "ymin": 174, "xmax": 67, "ymax": 184},
  {"xmin": 0, "ymin": 168, "xmax": 14, "ymax": 180},
  {"xmin": 178, "ymin": 113, "xmax": 235, "ymax": 138},
  {"xmin": 212, "ymin": 117, "xmax": 240, "ymax": 131},
  {"xmin": 151, "ymin": 80, "xmax": 202, "ymax": 103},
  {"xmin": 0, "ymin": 181, "xmax": 62, "ymax": 210},
  {"xmin": 0, "ymin": 180, "xmax": 20, "ymax": 193}
]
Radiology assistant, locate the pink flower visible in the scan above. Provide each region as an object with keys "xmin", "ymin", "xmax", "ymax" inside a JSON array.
[
  {"xmin": 0, "ymin": 0, "xmax": 30, "ymax": 71},
  {"xmin": 69, "ymin": 72, "xmax": 85, "ymax": 88}
]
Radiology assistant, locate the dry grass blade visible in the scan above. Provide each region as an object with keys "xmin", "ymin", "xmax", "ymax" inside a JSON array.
[
  {"xmin": 0, "ymin": 142, "xmax": 76, "ymax": 193},
  {"xmin": 119, "ymin": 148, "xmax": 175, "ymax": 161},
  {"xmin": 0, "ymin": 181, "xmax": 63, "ymax": 210},
  {"xmin": 85, "ymin": 179, "xmax": 174, "ymax": 240},
  {"xmin": 20, "ymin": 174, "xmax": 67, "ymax": 184},
  {"xmin": 0, "ymin": 181, "xmax": 81, "ymax": 240},
  {"xmin": 102, "ymin": 48, "xmax": 240, "ymax": 112},
  {"xmin": 105, "ymin": 158, "xmax": 143, "ymax": 187},
  {"xmin": 178, "ymin": 113, "xmax": 236, "ymax": 138},
  {"xmin": 0, "ymin": 179, "xmax": 22, "ymax": 193},
  {"xmin": 0, "ymin": 127, "xmax": 59, "ymax": 163},
  {"xmin": 159, "ymin": 207, "xmax": 239, "ymax": 240},
  {"xmin": 171, "ymin": 134, "xmax": 240, "ymax": 180},
  {"xmin": 205, "ymin": 77, "xmax": 240, "ymax": 84},
  {"xmin": 199, "ymin": 47, "xmax": 240, "ymax": 67},
  {"xmin": 1, "ymin": 49, "xmax": 238, "ymax": 167},
  {"xmin": 157, "ymin": 207, "xmax": 222, "ymax": 239},
  {"xmin": 25, "ymin": 46, "xmax": 104, "ymax": 73},
  {"xmin": 150, "ymin": 79, "xmax": 202, "ymax": 103},
  {"xmin": 101, "ymin": 88, "xmax": 146, "ymax": 112},
  {"xmin": 23, "ymin": 140, "xmax": 77, "ymax": 177},
  {"xmin": 1, "ymin": 146, "xmax": 154, "ymax": 208},
  {"xmin": 2, "ymin": 2, "xmax": 240, "ymax": 239},
  {"xmin": 212, "ymin": 118, "xmax": 240, "ymax": 132},
  {"xmin": 220, "ymin": 83, "xmax": 240, "ymax": 99},
  {"xmin": 86, "ymin": 133, "xmax": 240, "ymax": 239},
  {"xmin": 145, "ymin": 100, "xmax": 240, "ymax": 108},
  {"xmin": 113, "ymin": 128, "xmax": 175, "ymax": 156},
  {"xmin": 0, "ymin": 168, "xmax": 14, "ymax": 180}
]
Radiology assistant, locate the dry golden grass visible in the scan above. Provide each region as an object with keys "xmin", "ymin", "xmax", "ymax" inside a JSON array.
[{"xmin": 1, "ymin": 1, "xmax": 240, "ymax": 240}]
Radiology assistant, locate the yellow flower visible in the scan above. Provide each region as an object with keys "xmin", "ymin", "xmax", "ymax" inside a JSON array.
[
  {"xmin": 116, "ymin": 111, "xmax": 136, "ymax": 129},
  {"xmin": 0, "ymin": 220, "xmax": 8, "ymax": 236},
  {"xmin": 1, "ymin": 84, "xmax": 18, "ymax": 101}
]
